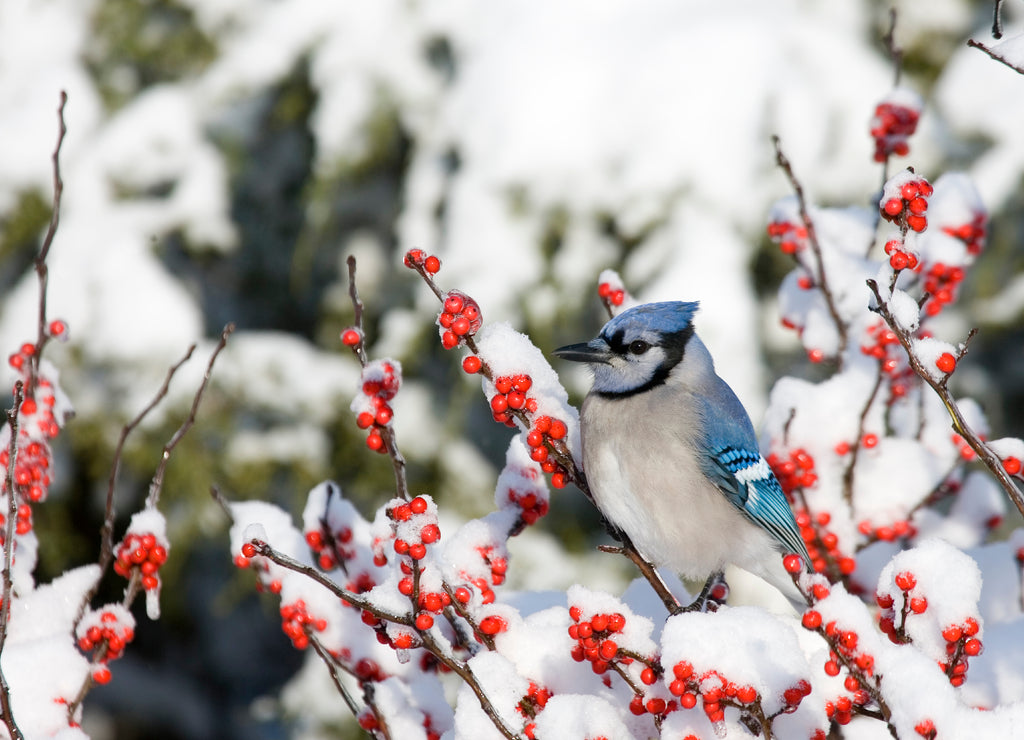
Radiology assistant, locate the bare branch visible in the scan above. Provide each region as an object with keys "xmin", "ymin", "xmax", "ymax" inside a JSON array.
[
  {"xmin": 772, "ymin": 136, "xmax": 849, "ymax": 366},
  {"xmin": 867, "ymin": 280, "xmax": 1024, "ymax": 519},
  {"xmin": 882, "ymin": 8, "xmax": 903, "ymax": 87},
  {"xmin": 29, "ymin": 91, "xmax": 68, "ymax": 388},
  {"xmin": 993, "ymin": 0, "xmax": 1005, "ymax": 39},
  {"xmin": 146, "ymin": 323, "xmax": 235, "ymax": 508},
  {"xmin": 967, "ymin": 38, "xmax": 1024, "ymax": 76}
]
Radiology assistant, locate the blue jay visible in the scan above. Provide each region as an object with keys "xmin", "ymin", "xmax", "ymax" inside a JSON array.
[{"xmin": 554, "ymin": 301, "xmax": 809, "ymax": 610}]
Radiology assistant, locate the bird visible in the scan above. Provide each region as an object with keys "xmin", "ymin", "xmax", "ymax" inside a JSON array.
[{"xmin": 554, "ymin": 300, "xmax": 809, "ymax": 610}]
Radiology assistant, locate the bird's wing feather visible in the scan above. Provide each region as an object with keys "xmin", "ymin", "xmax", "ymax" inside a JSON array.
[{"xmin": 696, "ymin": 382, "xmax": 810, "ymax": 563}]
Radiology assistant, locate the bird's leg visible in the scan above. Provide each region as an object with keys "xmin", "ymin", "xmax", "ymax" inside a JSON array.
[{"xmin": 682, "ymin": 570, "xmax": 727, "ymax": 613}]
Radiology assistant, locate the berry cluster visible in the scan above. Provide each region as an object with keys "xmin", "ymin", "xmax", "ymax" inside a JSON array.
[
  {"xmin": 793, "ymin": 509, "xmax": 856, "ymax": 577},
  {"xmin": 942, "ymin": 214, "xmax": 987, "ymax": 256},
  {"xmin": 403, "ymin": 248, "xmax": 442, "ymax": 275},
  {"xmin": 818, "ymin": 621, "xmax": 874, "ymax": 725},
  {"xmin": 597, "ymin": 281, "xmax": 626, "ymax": 307},
  {"xmin": 767, "ymin": 448, "xmax": 817, "ymax": 497},
  {"xmin": 389, "ymin": 496, "xmax": 441, "ymax": 562},
  {"xmin": 857, "ymin": 518, "xmax": 914, "ymax": 543},
  {"xmin": 870, "ymin": 97, "xmax": 921, "ymax": 162},
  {"xmin": 882, "ymin": 237, "xmax": 920, "ymax": 272},
  {"xmin": 489, "ymin": 374, "xmax": 539, "ymax": 424},
  {"xmin": 666, "ymin": 659, "xmax": 811, "ymax": 724},
  {"xmin": 525, "ymin": 415, "xmax": 570, "ymax": 490},
  {"xmin": 280, "ymin": 599, "xmax": 328, "ymax": 650},
  {"xmin": 567, "ymin": 605, "xmax": 629, "ymax": 675},
  {"xmin": 878, "ymin": 570, "xmax": 927, "ymax": 642},
  {"xmin": 450, "ymin": 545, "xmax": 507, "ymax": 608},
  {"xmin": 518, "ymin": 681, "xmax": 552, "ymax": 739},
  {"xmin": 353, "ymin": 359, "xmax": 401, "ymax": 454},
  {"xmin": 438, "ymin": 290, "xmax": 482, "ymax": 349},
  {"xmin": 938, "ymin": 618, "xmax": 983, "ymax": 687},
  {"xmin": 921, "ymin": 263, "xmax": 965, "ymax": 317},
  {"xmin": 766, "ymin": 218, "xmax": 809, "ymax": 255},
  {"xmin": 76, "ymin": 606, "xmax": 135, "ymax": 685},
  {"xmin": 859, "ymin": 320, "xmax": 916, "ymax": 397},
  {"xmin": 880, "ymin": 172, "xmax": 933, "ymax": 233},
  {"xmin": 113, "ymin": 531, "xmax": 169, "ymax": 591},
  {"xmin": 2, "ymin": 437, "xmax": 52, "ymax": 504},
  {"xmin": 305, "ymin": 525, "xmax": 354, "ymax": 571}
]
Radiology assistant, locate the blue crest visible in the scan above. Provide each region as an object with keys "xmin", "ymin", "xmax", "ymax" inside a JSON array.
[{"xmin": 601, "ymin": 301, "xmax": 700, "ymax": 338}]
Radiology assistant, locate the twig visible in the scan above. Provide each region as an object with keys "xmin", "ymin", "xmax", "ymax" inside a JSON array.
[
  {"xmin": 307, "ymin": 633, "xmax": 362, "ymax": 719},
  {"xmin": 772, "ymin": 136, "xmax": 849, "ymax": 366},
  {"xmin": 841, "ymin": 369, "xmax": 885, "ymax": 509},
  {"xmin": 967, "ymin": 38, "xmax": 1024, "ymax": 76},
  {"xmin": 345, "ymin": 257, "xmax": 410, "ymax": 502},
  {"xmin": 867, "ymin": 280, "xmax": 1024, "ymax": 519},
  {"xmin": 882, "ymin": 8, "xmax": 903, "ymax": 87},
  {"xmin": 76, "ymin": 344, "xmax": 196, "ymax": 628},
  {"xmin": 246, "ymin": 536, "xmax": 521, "ymax": 740},
  {"xmin": 0, "ymin": 384, "xmax": 26, "ymax": 740},
  {"xmin": 993, "ymin": 0, "xmax": 1005, "ymax": 39},
  {"xmin": 146, "ymin": 323, "xmax": 235, "ymax": 508},
  {"xmin": 29, "ymin": 91, "xmax": 68, "ymax": 389}
]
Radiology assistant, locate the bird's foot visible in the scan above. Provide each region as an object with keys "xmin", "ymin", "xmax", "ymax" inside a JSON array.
[{"xmin": 680, "ymin": 571, "xmax": 728, "ymax": 613}]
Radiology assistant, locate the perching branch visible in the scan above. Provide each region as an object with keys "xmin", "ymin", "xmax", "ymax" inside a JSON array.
[
  {"xmin": 772, "ymin": 136, "xmax": 849, "ymax": 366},
  {"xmin": 867, "ymin": 279, "xmax": 1024, "ymax": 519}
]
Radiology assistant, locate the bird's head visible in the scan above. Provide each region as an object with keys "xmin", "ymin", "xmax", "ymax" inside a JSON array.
[{"xmin": 554, "ymin": 301, "xmax": 700, "ymax": 396}]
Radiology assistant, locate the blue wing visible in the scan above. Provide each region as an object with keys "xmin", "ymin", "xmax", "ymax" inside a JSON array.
[
  {"xmin": 704, "ymin": 445, "xmax": 809, "ymax": 564},
  {"xmin": 697, "ymin": 382, "xmax": 810, "ymax": 565}
]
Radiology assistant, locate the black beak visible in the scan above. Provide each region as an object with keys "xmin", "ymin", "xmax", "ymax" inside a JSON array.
[{"xmin": 553, "ymin": 340, "xmax": 612, "ymax": 364}]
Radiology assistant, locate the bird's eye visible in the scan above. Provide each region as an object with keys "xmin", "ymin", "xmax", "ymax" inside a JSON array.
[{"xmin": 628, "ymin": 340, "xmax": 650, "ymax": 355}]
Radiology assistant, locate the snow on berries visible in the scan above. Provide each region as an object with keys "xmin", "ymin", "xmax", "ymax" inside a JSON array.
[
  {"xmin": 386, "ymin": 494, "xmax": 441, "ymax": 564},
  {"xmin": 77, "ymin": 604, "xmax": 135, "ymax": 685},
  {"xmin": 596, "ymin": 269, "xmax": 634, "ymax": 314},
  {"xmin": 438, "ymin": 289, "xmax": 482, "ymax": 350},
  {"xmin": 911, "ymin": 336, "xmax": 961, "ymax": 384},
  {"xmin": 351, "ymin": 358, "xmax": 401, "ymax": 453},
  {"xmin": 495, "ymin": 437, "xmax": 550, "ymax": 529},
  {"xmin": 767, "ymin": 195, "xmax": 809, "ymax": 255},
  {"xmin": 879, "ymin": 169, "xmax": 933, "ymax": 233},
  {"xmin": 113, "ymin": 507, "xmax": 170, "ymax": 618},
  {"xmin": 869, "ymin": 87, "xmax": 923, "ymax": 162},
  {"xmin": 661, "ymin": 607, "xmax": 817, "ymax": 732}
]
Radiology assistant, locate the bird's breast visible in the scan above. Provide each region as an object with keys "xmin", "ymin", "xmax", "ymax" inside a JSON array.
[{"xmin": 579, "ymin": 387, "xmax": 751, "ymax": 580}]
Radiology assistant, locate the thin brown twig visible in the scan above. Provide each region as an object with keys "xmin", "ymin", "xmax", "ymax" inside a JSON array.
[
  {"xmin": 29, "ymin": 91, "xmax": 68, "ymax": 389},
  {"xmin": 882, "ymin": 8, "xmax": 902, "ymax": 87},
  {"xmin": 867, "ymin": 279, "xmax": 1024, "ymax": 519},
  {"xmin": 0, "ymin": 384, "xmax": 26, "ymax": 740},
  {"xmin": 841, "ymin": 369, "xmax": 885, "ymax": 509},
  {"xmin": 146, "ymin": 323, "xmax": 235, "ymax": 508},
  {"xmin": 76, "ymin": 344, "xmax": 196, "ymax": 628},
  {"xmin": 967, "ymin": 38, "xmax": 1024, "ymax": 76},
  {"xmin": 772, "ymin": 136, "xmax": 849, "ymax": 366},
  {"xmin": 246, "ymin": 536, "xmax": 521, "ymax": 740},
  {"xmin": 345, "ymin": 257, "xmax": 410, "ymax": 502}
]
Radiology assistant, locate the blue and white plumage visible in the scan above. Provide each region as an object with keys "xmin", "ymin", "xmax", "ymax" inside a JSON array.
[{"xmin": 554, "ymin": 301, "xmax": 809, "ymax": 606}]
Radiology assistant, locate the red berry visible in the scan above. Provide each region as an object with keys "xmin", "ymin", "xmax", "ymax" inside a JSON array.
[
  {"xmin": 964, "ymin": 638, "xmax": 983, "ymax": 656},
  {"xmin": 802, "ymin": 610, "xmax": 822, "ymax": 630},
  {"xmin": 936, "ymin": 352, "xmax": 956, "ymax": 374},
  {"xmin": 479, "ymin": 616, "xmax": 505, "ymax": 635},
  {"xmin": 92, "ymin": 666, "xmax": 112, "ymax": 685},
  {"xmin": 894, "ymin": 571, "xmax": 917, "ymax": 591},
  {"xmin": 915, "ymin": 719, "xmax": 936, "ymax": 737},
  {"xmin": 462, "ymin": 356, "xmax": 482, "ymax": 374},
  {"xmin": 416, "ymin": 613, "xmax": 434, "ymax": 630},
  {"xmin": 1003, "ymin": 457, "xmax": 1022, "ymax": 476},
  {"xmin": 640, "ymin": 667, "xmax": 657, "ymax": 685},
  {"xmin": 424, "ymin": 256, "xmax": 441, "ymax": 274},
  {"xmin": 341, "ymin": 328, "xmax": 361, "ymax": 346},
  {"xmin": 907, "ymin": 214, "xmax": 928, "ymax": 232},
  {"xmin": 410, "ymin": 496, "xmax": 428, "ymax": 514},
  {"xmin": 783, "ymin": 554, "xmax": 803, "ymax": 574},
  {"xmin": 884, "ymin": 198, "xmax": 904, "ymax": 216},
  {"xmin": 910, "ymin": 597, "xmax": 928, "ymax": 614},
  {"xmin": 241, "ymin": 542, "xmax": 257, "ymax": 558}
]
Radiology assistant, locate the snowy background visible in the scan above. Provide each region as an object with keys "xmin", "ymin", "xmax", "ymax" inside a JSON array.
[{"xmin": 1, "ymin": 0, "xmax": 1023, "ymax": 738}]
